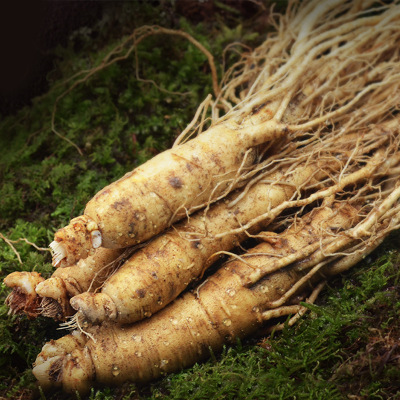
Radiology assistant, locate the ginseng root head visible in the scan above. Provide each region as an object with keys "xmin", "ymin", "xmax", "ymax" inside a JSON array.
[
  {"xmin": 33, "ymin": 347, "xmax": 95, "ymax": 394},
  {"xmin": 51, "ymin": 215, "xmax": 102, "ymax": 267},
  {"xmin": 3, "ymin": 271, "xmax": 44, "ymax": 318},
  {"xmin": 32, "ymin": 355, "xmax": 63, "ymax": 391},
  {"xmin": 70, "ymin": 292, "xmax": 117, "ymax": 324},
  {"xmin": 36, "ymin": 277, "xmax": 73, "ymax": 320}
]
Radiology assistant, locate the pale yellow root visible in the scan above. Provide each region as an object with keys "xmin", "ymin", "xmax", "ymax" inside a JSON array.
[{"xmin": 68, "ymin": 118, "xmax": 398, "ymax": 325}]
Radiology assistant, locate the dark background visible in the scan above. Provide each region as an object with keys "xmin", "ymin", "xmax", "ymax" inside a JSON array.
[
  {"xmin": 0, "ymin": 1, "xmax": 104, "ymax": 115},
  {"xmin": 0, "ymin": 0, "xmax": 262, "ymax": 117}
]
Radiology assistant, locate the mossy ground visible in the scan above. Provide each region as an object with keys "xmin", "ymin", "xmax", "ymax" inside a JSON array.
[{"xmin": 0, "ymin": 2, "xmax": 399, "ymax": 399}]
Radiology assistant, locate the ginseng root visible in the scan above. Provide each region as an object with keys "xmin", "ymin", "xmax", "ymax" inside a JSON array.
[
  {"xmin": 11, "ymin": 0, "xmax": 400, "ymax": 396},
  {"xmin": 68, "ymin": 161, "xmax": 326, "ymax": 324},
  {"xmin": 68, "ymin": 121, "xmax": 397, "ymax": 325}
]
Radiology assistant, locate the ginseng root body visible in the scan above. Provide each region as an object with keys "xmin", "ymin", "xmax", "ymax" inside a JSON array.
[
  {"xmin": 50, "ymin": 119, "xmax": 283, "ymax": 267},
  {"xmin": 32, "ymin": 203, "xmax": 362, "ymax": 394},
  {"xmin": 68, "ymin": 120, "xmax": 396, "ymax": 326},
  {"xmin": 70, "ymin": 161, "xmax": 328, "ymax": 324}
]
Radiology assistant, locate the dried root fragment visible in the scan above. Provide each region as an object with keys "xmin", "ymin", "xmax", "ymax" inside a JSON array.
[{"xmin": 4, "ymin": 271, "xmax": 44, "ymax": 319}]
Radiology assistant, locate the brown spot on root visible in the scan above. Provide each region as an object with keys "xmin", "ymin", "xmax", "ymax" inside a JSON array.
[
  {"xmin": 252, "ymin": 102, "xmax": 268, "ymax": 115},
  {"xmin": 210, "ymin": 152, "xmax": 223, "ymax": 169},
  {"xmin": 48, "ymin": 357, "xmax": 63, "ymax": 383},
  {"xmin": 168, "ymin": 280, "xmax": 177, "ymax": 299},
  {"xmin": 168, "ymin": 176, "xmax": 183, "ymax": 189},
  {"xmin": 136, "ymin": 289, "xmax": 146, "ymax": 298},
  {"xmin": 128, "ymin": 222, "xmax": 136, "ymax": 234},
  {"xmin": 151, "ymin": 271, "xmax": 158, "ymax": 280},
  {"xmin": 111, "ymin": 198, "xmax": 131, "ymax": 211},
  {"xmin": 191, "ymin": 240, "xmax": 202, "ymax": 249},
  {"xmin": 186, "ymin": 162, "xmax": 193, "ymax": 172}
]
